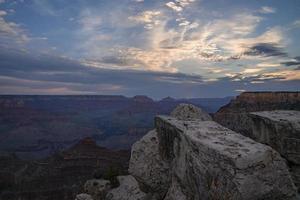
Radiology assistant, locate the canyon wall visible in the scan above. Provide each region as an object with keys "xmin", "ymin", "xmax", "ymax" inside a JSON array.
[{"xmin": 214, "ymin": 92, "xmax": 300, "ymax": 137}]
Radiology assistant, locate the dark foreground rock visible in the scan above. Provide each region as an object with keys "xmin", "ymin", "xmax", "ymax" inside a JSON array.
[{"xmin": 249, "ymin": 110, "xmax": 300, "ymax": 191}]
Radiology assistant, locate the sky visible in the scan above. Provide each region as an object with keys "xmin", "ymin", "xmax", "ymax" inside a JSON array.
[{"xmin": 0, "ymin": 0, "xmax": 299, "ymax": 98}]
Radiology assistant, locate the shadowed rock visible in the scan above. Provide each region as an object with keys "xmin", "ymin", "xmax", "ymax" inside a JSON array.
[
  {"xmin": 249, "ymin": 110, "xmax": 300, "ymax": 191},
  {"xmin": 129, "ymin": 130, "xmax": 170, "ymax": 199},
  {"xmin": 129, "ymin": 104, "xmax": 211, "ymax": 199},
  {"xmin": 84, "ymin": 179, "xmax": 111, "ymax": 200}
]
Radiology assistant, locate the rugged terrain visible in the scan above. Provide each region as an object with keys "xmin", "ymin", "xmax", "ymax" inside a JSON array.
[
  {"xmin": 0, "ymin": 138, "xmax": 130, "ymax": 200},
  {"xmin": 0, "ymin": 95, "xmax": 231, "ymax": 159},
  {"xmin": 76, "ymin": 104, "xmax": 299, "ymax": 200},
  {"xmin": 214, "ymin": 92, "xmax": 300, "ymax": 137}
]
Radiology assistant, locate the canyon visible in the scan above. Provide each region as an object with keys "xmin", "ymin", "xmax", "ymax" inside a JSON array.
[{"xmin": 76, "ymin": 102, "xmax": 300, "ymax": 200}]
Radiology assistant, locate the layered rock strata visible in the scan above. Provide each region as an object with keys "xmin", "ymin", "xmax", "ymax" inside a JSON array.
[{"xmin": 214, "ymin": 92, "xmax": 300, "ymax": 137}]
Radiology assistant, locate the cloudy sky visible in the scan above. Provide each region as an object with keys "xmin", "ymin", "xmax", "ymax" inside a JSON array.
[{"xmin": 0, "ymin": 0, "xmax": 299, "ymax": 98}]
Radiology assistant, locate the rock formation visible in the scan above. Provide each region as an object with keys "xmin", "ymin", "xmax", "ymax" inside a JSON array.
[
  {"xmin": 84, "ymin": 179, "xmax": 111, "ymax": 200},
  {"xmin": 170, "ymin": 103, "xmax": 212, "ymax": 121},
  {"xmin": 76, "ymin": 104, "xmax": 299, "ymax": 200},
  {"xmin": 129, "ymin": 130, "xmax": 170, "ymax": 199},
  {"xmin": 75, "ymin": 193, "xmax": 94, "ymax": 200},
  {"xmin": 214, "ymin": 92, "xmax": 300, "ymax": 138},
  {"xmin": 129, "ymin": 104, "xmax": 298, "ymax": 200},
  {"xmin": 106, "ymin": 175, "xmax": 147, "ymax": 200},
  {"xmin": 249, "ymin": 110, "xmax": 300, "ymax": 191},
  {"xmin": 154, "ymin": 115, "xmax": 297, "ymax": 200}
]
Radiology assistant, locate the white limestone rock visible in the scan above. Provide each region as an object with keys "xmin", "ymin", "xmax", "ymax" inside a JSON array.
[
  {"xmin": 129, "ymin": 130, "xmax": 170, "ymax": 199},
  {"xmin": 170, "ymin": 103, "xmax": 212, "ymax": 121},
  {"xmin": 249, "ymin": 110, "xmax": 300, "ymax": 191},
  {"xmin": 155, "ymin": 115, "xmax": 298, "ymax": 200},
  {"xmin": 84, "ymin": 179, "xmax": 111, "ymax": 200},
  {"xmin": 105, "ymin": 175, "xmax": 147, "ymax": 200}
]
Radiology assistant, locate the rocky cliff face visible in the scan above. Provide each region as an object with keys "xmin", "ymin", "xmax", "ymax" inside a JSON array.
[
  {"xmin": 214, "ymin": 92, "xmax": 300, "ymax": 137},
  {"xmin": 249, "ymin": 110, "xmax": 300, "ymax": 192},
  {"xmin": 78, "ymin": 104, "xmax": 298, "ymax": 200}
]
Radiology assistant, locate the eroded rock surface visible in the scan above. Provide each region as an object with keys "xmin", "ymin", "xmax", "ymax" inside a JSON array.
[
  {"xmin": 129, "ymin": 130, "xmax": 170, "ymax": 199},
  {"xmin": 75, "ymin": 193, "xmax": 94, "ymax": 200},
  {"xmin": 84, "ymin": 179, "xmax": 111, "ymax": 200},
  {"xmin": 105, "ymin": 175, "xmax": 147, "ymax": 200},
  {"xmin": 155, "ymin": 115, "xmax": 297, "ymax": 200},
  {"xmin": 170, "ymin": 103, "xmax": 212, "ymax": 121},
  {"xmin": 214, "ymin": 92, "xmax": 300, "ymax": 137},
  {"xmin": 249, "ymin": 110, "xmax": 300, "ymax": 191}
]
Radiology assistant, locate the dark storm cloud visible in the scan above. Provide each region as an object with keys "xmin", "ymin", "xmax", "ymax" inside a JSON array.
[{"xmin": 244, "ymin": 43, "xmax": 287, "ymax": 57}]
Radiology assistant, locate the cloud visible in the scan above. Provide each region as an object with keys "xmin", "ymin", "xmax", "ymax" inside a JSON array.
[
  {"xmin": 116, "ymin": 12, "xmax": 286, "ymax": 75},
  {"xmin": 0, "ymin": 47, "xmax": 299, "ymax": 98},
  {"xmin": 243, "ymin": 43, "xmax": 287, "ymax": 57},
  {"xmin": 0, "ymin": 10, "xmax": 7, "ymax": 16},
  {"xmin": 281, "ymin": 56, "xmax": 300, "ymax": 67},
  {"xmin": 259, "ymin": 6, "xmax": 276, "ymax": 14},
  {"xmin": 166, "ymin": 2, "xmax": 183, "ymax": 12},
  {"xmin": 128, "ymin": 10, "xmax": 162, "ymax": 29},
  {"xmin": 262, "ymin": 70, "xmax": 300, "ymax": 81},
  {"xmin": 0, "ymin": 10, "xmax": 30, "ymax": 45},
  {"xmin": 78, "ymin": 10, "xmax": 102, "ymax": 32},
  {"xmin": 165, "ymin": 0, "xmax": 195, "ymax": 12},
  {"xmin": 292, "ymin": 20, "xmax": 300, "ymax": 28}
]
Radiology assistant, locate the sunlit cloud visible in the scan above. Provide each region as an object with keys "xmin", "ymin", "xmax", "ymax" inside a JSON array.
[
  {"xmin": 128, "ymin": 10, "xmax": 163, "ymax": 29},
  {"xmin": 165, "ymin": 0, "xmax": 196, "ymax": 12},
  {"xmin": 0, "ymin": 0, "xmax": 299, "ymax": 96},
  {"xmin": 0, "ymin": 9, "xmax": 30, "ymax": 45},
  {"xmin": 259, "ymin": 6, "xmax": 276, "ymax": 14},
  {"xmin": 262, "ymin": 70, "xmax": 300, "ymax": 81}
]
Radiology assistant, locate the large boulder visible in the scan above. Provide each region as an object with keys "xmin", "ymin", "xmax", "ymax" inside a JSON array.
[
  {"xmin": 84, "ymin": 179, "xmax": 111, "ymax": 200},
  {"xmin": 129, "ymin": 130, "xmax": 170, "ymax": 199},
  {"xmin": 249, "ymin": 110, "xmax": 300, "ymax": 191},
  {"xmin": 105, "ymin": 175, "xmax": 147, "ymax": 200},
  {"xmin": 155, "ymin": 115, "xmax": 297, "ymax": 200},
  {"xmin": 170, "ymin": 103, "xmax": 212, "ymax": 121}
]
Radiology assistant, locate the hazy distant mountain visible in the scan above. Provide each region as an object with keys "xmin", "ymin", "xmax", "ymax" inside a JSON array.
[{"xmin": 0, "ymin": 95, "xmax": 231, "ymax": 159}]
